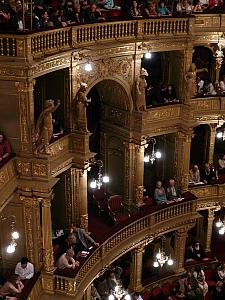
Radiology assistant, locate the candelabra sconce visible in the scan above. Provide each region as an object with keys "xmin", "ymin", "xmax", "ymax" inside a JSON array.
[
  {"xmin": 88, "ymin": 158, "xmax": 110, "ymax": 189},
  {"xmin": 215, "ymin": 218, "xmax": 225, "ymax": 235},
  {"xmin": 153, "ymin": 237, "xmax": 174, "ymax": 268},
  {"xmin": 108, "ymin": 285, "xmax": 131, "ymax": 300},
  {"xmin": 0, "ymin": 215, "xmax": 20, "ymax": 254},
  {"xmin": 143, "ymin": 137, "xmax": 162, "ymax": 164}
]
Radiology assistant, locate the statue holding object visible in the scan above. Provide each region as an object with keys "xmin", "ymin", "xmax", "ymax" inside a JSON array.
[
  {"xmin": 135, "ymin": 68, "xmax": 148, "ymax": 111},
  {"xmin": 74, "ymin": 82, "xmax": 91, "ymax": 132},
  {"xmin": 34, "ymin": 99, "xmax": 60, "ymax": 154}
]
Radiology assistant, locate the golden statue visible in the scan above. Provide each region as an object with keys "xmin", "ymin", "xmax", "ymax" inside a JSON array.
[
  {"xmin": 34, "ymin": 99, "xmax": 60, "ymax": 154},
  {"xmin": 135, "ymin": 68, "xmax": 148, "ymax": 111},
  {"xmin": 74, "ymin": 82, "xmax": 91, "ymax": 132}
]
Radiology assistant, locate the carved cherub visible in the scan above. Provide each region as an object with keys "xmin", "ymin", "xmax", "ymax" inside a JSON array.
[
  {"xmin": 34, "ymin": 99, "xmax": 60, "ymax": 154},
  {"xmin": 135, "ymin": 68, "xmax": 148, "ymax": 112},
  {"xmin": 74, "ymin": 82, "xmax": 91, "ymax": 132}
]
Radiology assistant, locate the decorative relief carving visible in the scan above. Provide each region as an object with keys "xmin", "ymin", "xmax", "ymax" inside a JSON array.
[
  {"xmin": 33, "ymin": 163, "xmax": 49, "ymax": 177},
  {"xmin": 0, "ymin": 162, "xmax": 14, "ymax": 188}
]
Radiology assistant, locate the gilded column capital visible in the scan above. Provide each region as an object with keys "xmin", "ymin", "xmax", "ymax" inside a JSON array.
[
  {"xmin": 40, "ymin": 197, "xmax": 52, "ymax": 208},
  {"xmin": 15, "ymin": 80, "xmax": 36, "ymax": 92}
]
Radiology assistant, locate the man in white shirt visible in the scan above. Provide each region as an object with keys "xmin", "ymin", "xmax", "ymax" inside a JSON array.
[
  {"xmin": 15, "ymin": 257, "xmax": 34, "ymax": 280},
  {"xmin": 56, "ymin": 249, "xmax": 80, "ymax": 270}
]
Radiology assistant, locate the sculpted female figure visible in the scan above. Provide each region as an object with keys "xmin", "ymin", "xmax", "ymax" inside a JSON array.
[{"xmin": 135, "ymin": 68, "xmax": 148, "ymax": 111}]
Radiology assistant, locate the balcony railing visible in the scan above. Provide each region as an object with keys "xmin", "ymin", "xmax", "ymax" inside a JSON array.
[
  {"xmin": 0, "ymin": 17, "xmax": 190, "ymax": 60},
  {"xmin": 54, "ymin": 198, "xmax": 197, "ymax": 298}
]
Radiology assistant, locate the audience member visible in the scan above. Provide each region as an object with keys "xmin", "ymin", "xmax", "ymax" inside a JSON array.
[
  {"xmin": 0, "ymin": 131, "xmax": 11, "ymax": 162},
  {"xmin": 176, "ymin": 0, "xmax": 192, "ymax": 14},
  {"xmin": 200, "ymin": 163, "xmax": 216, "ymax": 184},
  {"xmin": 130, "ymin": 0, "xmax": 142, "ymax": 18},
  {"xmin": 186, "ymin": 270, "xmax": 201, "ymax": 299},
  {"xmin": 174, "ymin": 273, "xmax": 188, "ymax": 299},
  {"xmin": 164, "ymin": 84, "xmax": 177, "ymax": 102},
  {"xmin": 217, "ymin": 263, "xmax": 225, "ymax": 281},
  {"xmin": 0, "ymin": 275, "xmax": 24, "ymax": 300},
  {"xmin": 69, "ymin": 224, "xmax": 99, "ymax": 253},
  {"xmin": 192, "ymin": 241, "xmax": 205, "ymax": 260},
  {"xmin": 204, "ymin": 80, "xmax": 217, "ymax": 96},
  {"xmin": 144, "ymin": 2, "xmax": 157, "ymax": 17},
  {"xmin": 220, "ymin": 75, "xmax": 225, "ymax": 94},
  {"xmin": 213, "ymin": 281, "xmax": 224, "ymax": 300},
  {"xmin": 156, "ymin": 1, "xmax": 171, "ymax": 16},
  {"xmin": 193, "ymin": 266, "xmax": 208, "ymax": 297},
  {"xmin": 91, "ymin": 283, "xmax": 101, "ymax": 300},
  {"xmin": 59, "ymin": 233, "xmax": 76, "ymax": 254},
  {"xmin": 185, "ymin": 245, "xmax": 195, "ymax": 262},
  {"xmin": 197, "ymin": 77, "xmax": 204, "ymax": 96},
  {"xmin": 106, "ymin": 271, "xmax": 119, "ymax": 291},
  {"xmin": 189, "ymin": 164, "xmax": 201, "ymax": 184},
  {"xmin": 15, "ymin": 257, "xmax": 34, "ymax": 280},
  {"xmin": 166, "ymin": 179, "xmax": 181, "ymax": 201},
  {"xmin": 218, "ymin": 154, "xmax": 225, "ymax": 174},
  {"xmin": 154, "ymin": 180, "xmax": 168, "ymax": 205},
  {"xmin": 56, "ymin": 248, "xmax": 79, "ymax": 269},
  {"xmin": 85, "ymin": 4, "xmax": 104, "ymax": 22}
]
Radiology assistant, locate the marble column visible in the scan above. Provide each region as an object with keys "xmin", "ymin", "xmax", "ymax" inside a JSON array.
[
  {"xmin": 21, "ymin": 195, "xmax": 42, "ymax": 271},
  {"xmin": 174, "ymin": 130, "xmax": 193, "ymax": 191},
  {"xmin": 129, "ymin": 244, "xmax": 145, "ymax": 291},
  {"xmin": 41, "ymin": 196, "xmax": 55, "ymax": 273},
  {"xmin": 208, "ymin": 124, "xmax": 217, "ymax": 164}
]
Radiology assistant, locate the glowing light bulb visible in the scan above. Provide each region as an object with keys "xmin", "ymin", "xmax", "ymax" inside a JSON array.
[
  {"xmin": 217, "ymin": 132, "xmax": 223, "ymax": 139},
  {"xmin": 156, "ymin": 151, "xmax": 162, "ymax": 159},
  {"xmin": 156, "ymin": 252, "xmax": 161, "ymax": 260},
  {"xmin": 7, "ymin": 244, "xmax": 15, "ymax": 254},
  {"xmin": 12, "ymin": 231, "xmax": 19, "ymax": 239},
  {"xmin": 153, "ymin": 261, "xmax": 159, "ymax": 268},
  {"xmin": 219, "ymin": 227, "xmax": 225, "ymax": 235},
  {"xmin": 84, "ymin": 63, "xmax": 92, "ymax": 72},
  {"xmin": 144, "ymin": 52, "xmax": 152, "ymax": 59},
  {"xmin": 167, "ymin": 258, "xmax": 174, "ymax": 266},
  {"xmin": 103, "ymin": 176, "xmax": 109, "ymax": 183},
  {"xmin": 108, "ymin": 295, "xmax": 115, "ymax": 300},
  {"xmin": 144, "ymin": 155, "xmax": 150, "ymax": 163},
  {"xmin": 115, "ymin": 286, "xmax": 119, "ymax": 292},
  {"xmin": 125, "ymin": 295, "xmax": 131, "ymax": 300},
  {"xmin": 90, "ymin": 180, "xmax": 97, "ymax": 189},
  {"xmin": 216, "ymin": 219, "xmax": 223, "ymax": 228}
]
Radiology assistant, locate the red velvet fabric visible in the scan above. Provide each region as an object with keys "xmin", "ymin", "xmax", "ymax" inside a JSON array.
[
  {"xmin": 151, "ymin": 286, "xmax": 162, "ymax": 297},
  {"xmin": 162, "ymin": 282, "xmax": 173, "ymax": 296}
]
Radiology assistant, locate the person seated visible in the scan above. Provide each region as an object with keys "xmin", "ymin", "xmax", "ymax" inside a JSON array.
[
  {"xmin": 209, "ymin": 0, "xmax": 223, "ymax": 11},
  {"xmin": 0, "ymin": 275, "xmax": 24, "ymax": 300},
  {"xmin": 0, "ymin": 131, "xmax": 11, "ymax": 162},
  {"xmin": 59, "ymin": 233, "xmax": 76, "ymax": 254},
  {"xmin": 200, "ymin": 163, "xmax": 216, "ymax": 184},
  {"xmin": 69, "ymin": 224, "xmax": 99, "ymax": 254},
  {"xmin": 218, "ymin": 154, "xmax": 225, "ymax": 174},
  {"xmin": 217, "ymin": 263, "xmax": 225, "ymax": 281},
  {"xmin": 166, "ymin": 179, "xmax": 182, "ymax": 201},
  {"xmin": 193, "ymin": 266, "xmax": 208, "ymax": 298},
  {"xmin": 192, "ymin": 241, "xmax": 205, "ymax": 260},
  {"xmin": 174, "ymin": 273, "xmax": 188, "ymax": 299},
  {"xmin": 189, "ymin": 164, "xmax": 201, "ymax": 184},
  {"xmin": 130, "ymin": 0, "xmax": 143, "ymax": 18},
  {"xmin": 186, "ymin": 270, "xmax": 201, "ymax": 299},
  {"xmin": 197, "ymin": 77, "xmax": 204, "ymax": 96},
  {"xmin": 204, "ymin": 80, "xmax": 217, "ymax": 96},
  {"xmin": 154, "ymin": 180, "xmax": 168, "ymax": 205},
  {"xmin": 220, "ymin": 75, "xmax": 225, "ymax": 95},
  {"xmin": 73, "ymin": 4, "xmax": 85, "ymax": 24},
  {"xmin": 85, "ymin": 4, "xmax": 105, "ymax": 22},
  {"xmin": 193, "ymin": 2, "xmax": 204, "ymax": 12},
  {"xmin": 144, "ymin": 2, "xmax": 158, "ymax": 17},
  {"xmin": 56, "ymin": 249, "xmax": 80, "ymax": 270},
  {"xmin": 176, "ymin": 0, "xmax": 192, "ymax": 14},
  {"xmin": 164, "ymin": 84, "xmax": 177, "ymax": 102},
  {"xmin": 185, "ymin": 245, "xmax": 195, "ymax": 262},
  {"xmin": 101, "ymin": 0, "xmax": 121, "ymax": 9},
  {"xmin": 213, "ymin": 281, "xmax": 224, "ymax": 300},
  {"xmin": 106, "ymin": 271, "xmax": 119, "ymax": 291},
  {"xmin": 15, "ymin": 257, "xmax": 34, "ymax": 280},
  {"xmin": 156, "ymin": 0, "xmax": 171, "ymax": 16}
]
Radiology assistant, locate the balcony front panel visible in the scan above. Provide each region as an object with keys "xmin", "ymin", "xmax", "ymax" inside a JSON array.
[{"xmin": 194, "ymin": 14, "xmax": 221, "ymax": 31}]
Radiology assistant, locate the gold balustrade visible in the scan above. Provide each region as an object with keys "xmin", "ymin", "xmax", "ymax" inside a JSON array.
[
  {"xmin": 54, "ymin": 199, "xmax": 197, "ymax": 297},
  {"xmin": 0, "ymin": 17, "xmax": 190, "ymax": 60}
]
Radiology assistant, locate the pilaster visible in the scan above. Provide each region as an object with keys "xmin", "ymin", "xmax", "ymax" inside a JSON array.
[
  {"xmin": 174, "ymin": 130, "xmax": 193, "ymax": 191},
  {"xmin": 174, "ymin": 226, "xmax": 191, "ymax": 273},
  {"xmin": 20, "ymin": 195, "xmax": 42, "ymax": 271},
  {"xmin": 40, "ymin": 196, "xmax": 55, "ymax": 273},
  {"xmin": 208, "ymin": 124, "xmax": 218, "ymax": 164},
  {"xmin": 205, "ymin": 209, "xmax": 216, "ymax": 252},
  {"xmin": 129, "ymin": 244, "xmax": 145, "ymax": 291}
]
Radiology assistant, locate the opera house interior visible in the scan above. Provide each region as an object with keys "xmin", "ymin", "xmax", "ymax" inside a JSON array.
[{"xmin": 3, "ymin": 0, "xmax": 225, "ymax": 299}]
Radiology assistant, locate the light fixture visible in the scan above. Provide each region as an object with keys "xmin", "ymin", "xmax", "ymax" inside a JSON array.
[
  {"xmin": 153, "ymin": 238, "xmax": 174, "ymax": 268},
  {"xmin": 108, "ymin": 285, "xmax": 130, "ymax": 300},
  {"xmin": 84, "ymin": 62, "xmax": 92, "ymax": 72},
  {"xmin": 144, "ymin": 137, "xmax": 162, "ymax": 164},
  {"xmin": 88, "ymin": 159, "xmax": 110, "ymax": 190},
  {"xmin": 0, "ymin": 215, "xmax": 20, "ymax": 254},
  {"xmin": 215, "ymin": 218, "xmax": 225, "ymax": 235},
  {"xmin": 144, "ymin": 52, "xmax": 152, "ymax": 59}
]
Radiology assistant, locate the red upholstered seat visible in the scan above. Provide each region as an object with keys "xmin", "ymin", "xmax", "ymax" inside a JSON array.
[
  {"xmin": 143, "ymin": 196, "xmax": 154, "ymax": 206},
  {"xmin": 142, "ymin": 291, "xmax": 151, "ymax": 300},
  {"xmin": 204, "ymin": 269, "xmax": 217, "ymax": 287},
  {"xmin": 151, "ymin": 286, "xmax": 162, "ymax": 298},
  {"xmin": 108, "ymin": 195, "xmax": 130, "ymax": 223},
  {"xmin": 93, "ymin": 187, "xmax": 108, "ymax": 215},
  {"xmin": 162, "ymin": 282, "xmax": 174, "ymax": 297}
]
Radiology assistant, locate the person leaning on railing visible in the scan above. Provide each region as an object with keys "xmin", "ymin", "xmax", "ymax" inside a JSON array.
[{"xmin": 0, "ymin": 131, "xmax": 11, "ymax": 163}]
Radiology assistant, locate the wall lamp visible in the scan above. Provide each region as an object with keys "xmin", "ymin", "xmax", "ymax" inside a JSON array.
[
  {"xmin": 0, "ymin": 215, "xmax": 20, "ymax": 254},
  {"xmin": 88, "ymin": 158, "xmax": 110, "ymax": 189},
  {"xmin": 143, "ymin": 137, "xmax": 162, "ymax": 164}
]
